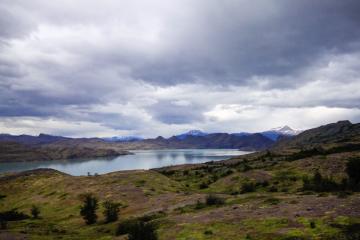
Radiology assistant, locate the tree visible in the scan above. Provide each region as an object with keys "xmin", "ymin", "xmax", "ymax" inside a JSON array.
[
  {"xmin": 313, "ymin": 170, "xmax": 322, "ymax": 185},
  {"xmin": 103, "ymin": 200, "xmax": 121, "ymax": 223},
  {"xmin": 346, "ymin": 158, "xmax": 360, "ymax": 189},
  {"xmin": 31, "ymin": 205, "xmax": 40, "ymax": 219},
  {"xmin": 128, "ymin": 220, "xmax": 157, "ymax": 240},
  {"xmin": 80, "ymin": 194, "xmax": 98, "ymax": 225},
  {"xmin": 205, "ymin": 194, "xmax": 224, "ymax": 205}
]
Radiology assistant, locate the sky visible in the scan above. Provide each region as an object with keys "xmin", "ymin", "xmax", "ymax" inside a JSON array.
[{"xmin": 1, "ymin": 0, "xmax": 360, "ymax": 138}]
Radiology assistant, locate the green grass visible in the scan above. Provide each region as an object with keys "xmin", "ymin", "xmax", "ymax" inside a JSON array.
[{"xmin": 1, "ymin": 149, "xmax": 360, "ymax": 239}]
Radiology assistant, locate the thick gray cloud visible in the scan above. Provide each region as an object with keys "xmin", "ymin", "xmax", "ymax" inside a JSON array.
[{"xmin": 0, "ymin": 0, "xmax": 359, "ymax": 137}]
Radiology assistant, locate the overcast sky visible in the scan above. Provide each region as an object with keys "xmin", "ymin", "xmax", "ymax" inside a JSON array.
[{"xmin": 1, "ymin": 0, "xmax": 360, "ymax": 137}]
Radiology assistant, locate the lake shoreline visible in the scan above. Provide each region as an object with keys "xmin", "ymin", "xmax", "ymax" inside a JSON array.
[{"xmin": 0, "ymin": 149, "xmax": 250, "ymax": 176}]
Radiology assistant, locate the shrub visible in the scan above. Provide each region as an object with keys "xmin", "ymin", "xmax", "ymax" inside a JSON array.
[
  {"xmin": 117, "ymin": 219, "xmax": 138, "ymax": 235},
  {"xmin": 31, "ymin": 205, "xmax": 40, "ymax": 219},
  {"xmin": 268, "ymin": 186, "xmax": 278, "ymax": 192},
  {"xmin": 199, "ymin": 182, "xmax": 209, "ymax": 189},
  {"xmin": 205, "ymin": 194, "xmax": 224, "ymax": 206},
  {"xmin": 195, "ymin": 200, "xmax": 206, "ymax": 209},
  {"xmin": 0, "ymin": 210, "xmax": 29, "ymax": 221},
  {"xmin": 242, "ymin": 164, "xmax": 252, "ymax": 172},
  {"xmin": 346, "ymin": 158, "xmax": 360, "ymax": 190},
  {"xmin": 261, "ymin": 180, "xmax": 269, "ymax": 187},
  {"xmin": 103, "ymin": 201, "xmax": 121, "ymax": 223},
  {"xmin": 310, "ymin": 220, "xmax": 316, "ymax": 229},
  {"xmin": 343, "ymin": 223, "xmax": 360, "ymax": 239},
  {"xmin": 263, "ymin": 197, "xmax": 280, "ymax": 205},
  {"xmin": 80, "ymin": 193, "xmax": 98, "ymax": 225},
  {"xmin": 240, "ymin": 182, "xmax": 256, "ymax": 194},
  {"xmin": 0, "ymin": 220, "xmax": 6, "ymax": 230},
  {"xmin": 116, "ymin": 218, "xmax": 158, "ymax": 240},
  {"xmin": 302, "ymin": 171, "xmax": 340, "ymax": 192},
  {"xmin": 128, "ymin": 221, "xmax": 157, "ymax": 240}
]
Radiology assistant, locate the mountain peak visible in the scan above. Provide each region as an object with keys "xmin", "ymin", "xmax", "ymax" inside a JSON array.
[
  {"xmin": 102, "ymin": 136, "xmax": 143, "ymax": 142},
  {"xmin": 185, "ymin": 130, "xmax": 207, "ymax": 135},
  {"xmin": 271, "ymin": 125, "xmax": 293, "ymax": 131},
  {"xmin": 176, "ymin": 129, "xmax": 208, "ymax": 140},
  {"xmin": 279, "ymin": 125, "xmax": 293, "ymax": 131},
  {"xmin": 261, "ymin": 125, "xmax": 301, "ymax": 141}
]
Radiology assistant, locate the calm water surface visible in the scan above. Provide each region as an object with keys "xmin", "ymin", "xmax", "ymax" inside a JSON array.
[{"xmin": 0, "ymin": 149, "xmax": 250, "ymax": 176}]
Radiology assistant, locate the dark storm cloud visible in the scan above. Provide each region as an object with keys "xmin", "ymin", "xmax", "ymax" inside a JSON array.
[
  {"xmin": 147, "ymin": 101, "xmax": 205, "ymax": 124},
  {"xmin": 2, "ymin": 0, "xmax": 360, "ymax": 87},
  {"xmin": 131, "ymin": 0, "xmax": 360, "ymax": 86},
  {"xmin": 0, "ymin": 0, "xmax": 360, "ymax": 136}
]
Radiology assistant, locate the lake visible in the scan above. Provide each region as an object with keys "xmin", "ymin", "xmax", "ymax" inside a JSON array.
[{"xmin": 0, "ymin": 149, "xmax": 250, "ymax": 176}]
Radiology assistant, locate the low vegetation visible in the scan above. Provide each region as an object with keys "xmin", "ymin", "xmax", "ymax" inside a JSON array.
[
  {"xmin": 31, "ymin": 205, "xmax": 40, "ymax": 219},
  {"xmin": 1, "ymin": 121, "xmax": 360, "ymax": 239},
  {"xmin": 103, "ymin": 200, "xmax": 121, "ymax": 223},
  {"xmin": 80, "ymin": 193, "xmax": 98, "ymax": 225}
]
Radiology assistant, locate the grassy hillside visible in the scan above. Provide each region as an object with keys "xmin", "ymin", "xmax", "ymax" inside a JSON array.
[{"xmin": 0, "ymin": 121, "xmax": 360, "ymax": 239}]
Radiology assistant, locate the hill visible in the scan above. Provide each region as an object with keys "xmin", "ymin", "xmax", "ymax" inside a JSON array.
[
  {"xmin": 0, "ymin": 130, "xmax": 275, "ymax": 162},
  {"xmin": 273, "ymin": 120, "xmax": 360, "ymax": 154},
  {"xmin": 0, "ymin": 140, "xmax": 130, "ymax": 162},
  {"xmin": 115, "ymin": 132, "xmax": 275, "ymax": 151},
  {"xmin": 0, "ymin": 120, "xmax": 359, "ymax": 239}
]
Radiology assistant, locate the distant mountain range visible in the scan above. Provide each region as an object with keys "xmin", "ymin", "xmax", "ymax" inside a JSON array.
[
  {"xmin": 0, "ymin": 125, "xmax": 303, "ymax": 162},
  {"xmin": 102, "ymin": 136, "xmax": 144, "ymax": 142},
  {"xmin": 101, "ymin": 126, "xmax": 301, "ymax": 143}
]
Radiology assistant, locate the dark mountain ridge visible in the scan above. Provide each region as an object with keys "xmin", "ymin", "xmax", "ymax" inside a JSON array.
[{"xmin": 274, "ymin": 120, "xmax": 360, "ymax": 152}]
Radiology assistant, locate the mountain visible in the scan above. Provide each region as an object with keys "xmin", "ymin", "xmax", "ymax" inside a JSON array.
[
  {"xmin": 175, "ymin": 130, "xmax": 208, "ymax": 140},
  {"xmin": 0, "ymin": 135, "xmax": 131, "ymax": 162},
  {"xmin": 2, "ymin": 120, "xmax": 359, "ymax": 239},
  {"xmin": 0, "ymin": 133, "xmax": 69, "ymax": 145},
  {"xmin": 231, "ymin": 132, "xmax": 252, "ymax": 137},
  {"xmin": 127, "ymin": 132, "xmax": 275, "ymax": 151},
  {"xmin": 102, "ymin": 136, "xmax": 143, "ymax": 142},
  {"xmin": 0, "ymin": 141, "xmax": 129, "ymax": 162},
  {"xmin": 274, "ymin": 120, "xmax": 360, "ymax": 151},
  {"xmin": 260, "ymin": 125, "xmax": 302, "ymax": 141}
]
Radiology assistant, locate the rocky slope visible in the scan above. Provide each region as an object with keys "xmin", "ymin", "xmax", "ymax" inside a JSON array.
[{"xmin": 274, "ymin": 120, "xmax": 360, "ymax": 152}]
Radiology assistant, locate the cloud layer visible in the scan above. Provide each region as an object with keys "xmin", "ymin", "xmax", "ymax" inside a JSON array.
[{"xmin": 1, "ymin": 0, "xmax": 360, "ymax": 137}]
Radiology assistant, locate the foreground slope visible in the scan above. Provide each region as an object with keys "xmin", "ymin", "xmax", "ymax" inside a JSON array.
[{"xmin": 0, "ymin": 121, "xmax": 360, "ymax": 239}]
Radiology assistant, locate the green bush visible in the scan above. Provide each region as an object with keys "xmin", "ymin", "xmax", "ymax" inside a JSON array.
[
  {"xmin": 0, "ymin": 220, "xmax": 6, "ymax": 230},
  {"xmin": 346, "ymin": 158, "xmax": 360, "ymax": 190},
  {"xmin": 80, "ymin": 193, "xmax": 98, "ymax": 225},
  {"xmin": 310, "ymin": 220, "xmax": 316, "ymax": 229},
  {"xmin": 199, "ymin": 182, "xmax": 209, "ymax": 189},
  {"xmin": 302, "ymin": 170, "xmax": 340, "ymax": 192},
  {"xmin": 263, "ymin": 197, "xmax": 280, "ymax": 205},
  {"xmin": 240, "ymin": 182, "xmax": 256, "ymax": 194},
  {"xmin": 0, "ymin": 209, "xmax": 29, "ymax": 221},
  {"xmin": 195, "ymin": 200, "xmax": 206, "ymax": 209},
  {"xmin": 268, "ymin": 186, "xmax": 278, "ymax": 192},
  {"xmin": 116, "ymin": 218, "xmax": 158, "ymax": 240},
  {"xmin": 31, "ymin": 205, "xmax": 40, "ymax": 219},
  {"xmin": 205, "ymin": 194, "xmax": 224, "ymax": 206},
  {"xmin": 103, "ymin": 201, "xmax": 121, "ymax": 223}
]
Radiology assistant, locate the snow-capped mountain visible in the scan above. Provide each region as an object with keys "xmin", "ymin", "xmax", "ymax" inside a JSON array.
[
  {"xmin": 260, "ymin": 126, "xmax": 302, "ymax": 141},
  {"xmin": 175, "ymin": 130, "xmax": 208, "ymax": 140}
]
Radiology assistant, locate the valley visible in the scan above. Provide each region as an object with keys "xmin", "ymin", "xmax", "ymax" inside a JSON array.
[{"xmin": 0, "ymin": 121, "xmax": 359, "ymax": 239}]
